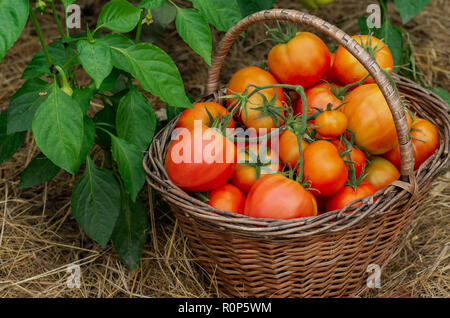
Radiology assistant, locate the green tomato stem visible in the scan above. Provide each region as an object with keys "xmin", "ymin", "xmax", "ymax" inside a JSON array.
[
  {"xmin": 135, "ymin": 9, "xmax": 145, "ymax": 44},
  {"xmin": 29, "ymin": 5, "xmax": 53, "ymax": 70}
]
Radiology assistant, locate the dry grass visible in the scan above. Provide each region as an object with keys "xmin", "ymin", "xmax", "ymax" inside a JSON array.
[{"xmin": 0, "ymin": 0, "xmax": 449, "ymax": 298}]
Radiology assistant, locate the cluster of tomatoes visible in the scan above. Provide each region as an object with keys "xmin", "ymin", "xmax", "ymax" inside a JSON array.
[{"xmin": 164, "ymin": 30, "xmax": 439, "ymax": 220}]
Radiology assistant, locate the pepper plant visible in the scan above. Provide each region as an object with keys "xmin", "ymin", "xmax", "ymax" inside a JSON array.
[{"xmin": 0, "ymin": 0, "xmax": 278, "ymax": 270}]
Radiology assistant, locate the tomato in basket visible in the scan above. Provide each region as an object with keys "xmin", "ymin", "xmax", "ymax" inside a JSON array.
[{"xmin": 208, "ymin": 183, "xmax": 246, "ymax": 214}]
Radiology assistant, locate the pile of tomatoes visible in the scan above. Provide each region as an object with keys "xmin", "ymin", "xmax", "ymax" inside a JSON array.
[{"xmin": 164, "ymin": 30, "xmax": 439, "ymax": 220}]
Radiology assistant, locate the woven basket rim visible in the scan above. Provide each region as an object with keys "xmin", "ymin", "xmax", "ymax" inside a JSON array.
[{"xmin": 144, "ymin": 73, "xmax": 450, "ymax": 240}]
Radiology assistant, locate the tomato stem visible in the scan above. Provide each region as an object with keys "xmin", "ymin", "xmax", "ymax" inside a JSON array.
[{"xmin": 29, "ymin": 5, "xmax": 53, "ymax": 70}]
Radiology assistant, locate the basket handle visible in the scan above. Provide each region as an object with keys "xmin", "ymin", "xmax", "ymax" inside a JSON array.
[{"xmin": 206, "ymin": 9, "xmax": 416, "ymax": 183}]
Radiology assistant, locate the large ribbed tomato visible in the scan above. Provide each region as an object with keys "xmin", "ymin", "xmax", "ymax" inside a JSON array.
[
  {"xmin": 384, "ymin": 117, "xmax": 439, "ymax": 170},
  {"xmin": 301, "ymin": 140, "xmax": 348, "ymax": 197},
  {"xmin": 244, "ymin": 174, "xmax": 316, "ymax": 219},
  {"xmin": 343, "ymin": 84, "xmax": 411, "ymax": 155},
  {"xmin": 333, "ymin": 35, "xmax": 393, "ymax": 85},
  {"xmin": 268, "ymin": 32, "xmax": 330, "ymax": 88},
  {"xmin": 177, "ymin": 102, "xmax": 235, "ymax": 129},
  {"xmin": 325, "ymin": 181, "xmax": 377, "ymax": 212},
  {"xmin": 208, "ymin": 183, "xmax": 246, "ymax": 214},
  {"xmin": 165, "ymin": 125, "xmax": 236, "ymax": 192}
]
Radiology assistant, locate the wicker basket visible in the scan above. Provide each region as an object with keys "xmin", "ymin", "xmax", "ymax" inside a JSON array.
[{"xmin": 144, "ymin": 9, "xmax": 450, "ymax": 297}]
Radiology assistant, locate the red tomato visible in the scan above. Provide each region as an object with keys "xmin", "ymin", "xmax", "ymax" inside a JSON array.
[
  {"xmin": 325, "ymin": 181, "xmax": 377, "ymax": 212},
  {"xmin": 333, "ymin": 35, "xmax": 393, "ymax": 85},
  {"xmin": 165, "ymin": 125, "xmax": 236, "ymax": 192},
  {"xmin": 177, "ymin": 102, "xmax": 235, "ymax": 129},
  {"xmin": 324, "ymin": 51, "xmax": 340, "ymax": 84},
  {"xmin": 229, "ymin": 145, "xmax": 281, "ymax": 194},
  {"xmin": 301, "ymin": 140, "xmax": 348, "ymax": 197},
  {"xmin": 278, "ymin": 129, "xmax": 309, "ymax": 168},
  {"xmin": 268, "ymin": 32, "xmax": 330, "ymax": 88},
  {"xmin": 315, "ymin": 110, "xmax": 348, "ymax": 138},
  {"xmin": 333, "ymin": 140, "xmax": 367, "ymax": 178},
  {"xmin": 343, "ymin": 84, "xmax": 411, "ymax": 155},
  {"xmin": 295, "ymin": 82, "xmax": 343, "ymax": 116},
  {"xmin": 208, "ymin": 183, "xmax": 246, "ymax": 214},
  {"xmin": 245, "ymin": 174, "xmax": 316, "ymax": 219},
  {"xmin": 363, "ymin": 157, "xmax": 400, "ymax": 190},
  {"xmin": 383, "ymin": 117, "xmax": 439, "ymax": 170},
  {"xmin": 226, "ymin": 66, "xmax": 285, "ymax": 113}
]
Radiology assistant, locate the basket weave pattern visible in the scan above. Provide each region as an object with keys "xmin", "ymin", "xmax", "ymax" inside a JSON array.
[{"xmin": 144, "ymin": 10, "xmax": 450, "ymax": 297}]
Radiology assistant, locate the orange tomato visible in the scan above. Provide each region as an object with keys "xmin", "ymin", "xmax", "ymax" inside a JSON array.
[{"xmin": 333, "ymin": 35, "xmax": 393, "ymax": 85}]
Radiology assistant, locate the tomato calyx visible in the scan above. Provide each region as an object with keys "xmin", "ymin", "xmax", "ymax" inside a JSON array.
[
  {"xmin": 193, "ymin": 191, "xmax": 210, "ymax": 203},
  {"xmin": 265, "ymin": 21, "xmax": 298, "ymax": 44}
]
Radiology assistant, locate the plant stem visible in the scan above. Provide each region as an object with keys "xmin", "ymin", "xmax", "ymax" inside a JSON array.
[
  {"xmin": 51, "ymin": 1, "xmax": 65, "ymax": 39},
  {"xmin": 29, "ymin": 5, "xmax": 53, "ymax": 70},
  {"xmin": 135, "ymin": 9, "xmax": 145, "ymax": 43}
]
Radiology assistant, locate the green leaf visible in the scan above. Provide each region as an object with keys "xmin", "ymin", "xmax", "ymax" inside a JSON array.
[
  {"xmin": 75, "ymin": 116, "xmax": 96, "ymax": 173},
  {"xmin": 32, "ymin": 82, "xmax": 84, "ymax": 174},
  {"xmin": 175, "ymin": 8, "xmax": 212, "ymax": 66},
  {"xmin": 101, "ymin": 33, "xmax": 134, "ymax": 72},
  {"xmin": 76, "ymin": 40, "xmax": 113, "ymax": 89},
  {"xmin": 98, "ymin": 68, "xmax": 125, "ymax": 92},
  {"xmin": 0, "ymin": 0, "xmax": 29, "ymax": 62},
  {"xmin": 96, "ymin": 0, "xmax": 142, "ymax": 33},
  {"xmin": 140, "ymin": 2, "xmax": 177, "ymax": 43},
  {"xmin": 237, "ymin": 0, "xmax": 275, "ymax": 17},
  {"xmin": 116, "ymin": 86, "xmax": 157, "ymax": 151},
  {"xmin": 430, "ymin": 87, "xmax": 450, "ymax": 106},
  {"xmin": 71, "ymin": 156, "xmax": 121, "ymax": 248},
  {"xmin": 190, "ymin": 0, "xmax": 242, "ymax": 32},
  {"xmin": 111, "ymin": 43, "xmax": 191, "ymax": 108},
  {"xmin": 111, "ymin": 135, "xmax": 146, "ymax": 201},
  {"xmin": 22, "ymin": 42, "xmax": 77, "ymax": 80},
  {"xmin": 111, "ymin": 191, "xmax": 149, "ymax": 270},
  {"xmin": 375, "ymin": 20, "xmax": 403, "ymax": 73},
  {"xmin": 139, "ymin": 0, "xmax": 165, "ymax": 9},
  {"xmin": 393, "ymin": 0, "xmax": 430, "ymax": 24},
  {"xmin": 18, "ymin": 153, "xmax": 60, "ymax": 189},
  {"xmin": 72, "ymin": 82, "xmax": 96, "ymax": 114},
  {"xmin": 7, "ymin": 78, "xmax": 52, "ymax": 134},
  {"xmin": 0, "ymin": 110, "xmax": 25, "ymax": 163},
  {"xmin": 93, "ymin": 105, "xmax": 116, "ymax": 148}
]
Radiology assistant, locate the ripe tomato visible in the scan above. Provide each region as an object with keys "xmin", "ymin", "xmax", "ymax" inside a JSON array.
[
  {"xmin": 324, "ymin": 51, "xmax": 340, "ymax": 84},
  {"xmin": 278, "ymin": 129, "xmax": 309, "ymax": 168},
  {"xmin": 383, "ymin": 117, "xmax": 439, "ymax": 170},
  {"xmin": 363, "ymin": 157, "xmax": 400, "ymax": 190},
  {"xmin": 245, "ymin": 174, "xmax": 316, "ymax": 219},
  {"xmin": 343, "ymin": 84, "xmax": 411, "ymax": 155},
  {"xmin": 177, "ymin": 102, "xmax": 235, "ymax": 129},
  {"xmin": 301, "ymin": 140, "xmax": 348, "ymax": 197},
  {"xmin": 295, "ymin": 82, "xmax": 342, "ymax": 116},
  {"xmin": 240, "ymin": 91, "xmax": 285, "ymax": 131},
  {"xmin": 325, "ymin": 181, "xmax": 377, "ymax": 212},
  {"xmin": 332, "ymin": 140, "xmax": 366, "ymax": 178},
  {"xmin": 165, "ymin": 125, "xmax": 236, "ymax": 192},
  {"xmin": 315, "ymin": 110, "xmax": 348, "ymax": 138},
  {"xmin": 226, "ymin": 66, "xmax": 285, "ymax": 113},
  {"xmin": 229, "ymin": 145, "xmax": 281, "ymax": 194},
  {"xmin": 333, "ymin": 35, "xmax": 393, "ymax": 85},
  {"xmin": 268, "ymin": 32, "xmax": 330, "ymax": 88},
  {"xmin": 208, "ymin": 183, "xmax": 246, "ymax": 214}
]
